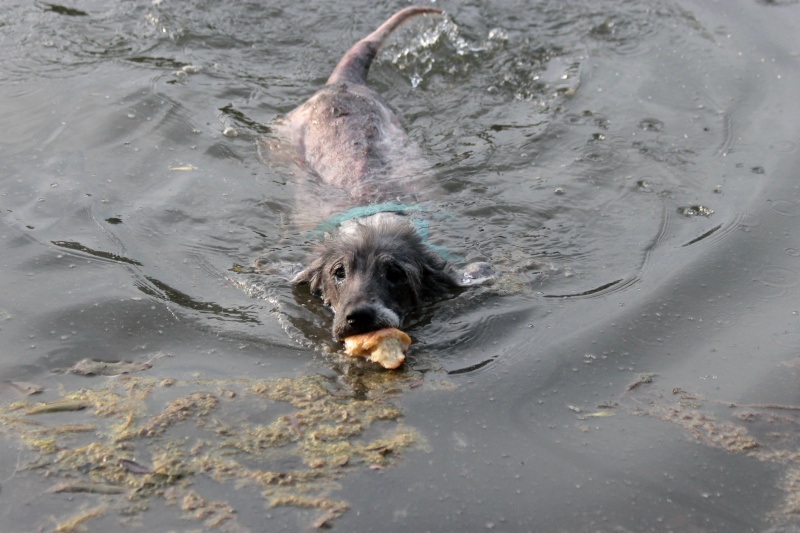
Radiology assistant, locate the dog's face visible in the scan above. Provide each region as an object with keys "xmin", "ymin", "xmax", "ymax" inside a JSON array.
[{"xmin": 292, "ymin": 218, "xmax": 459, "ymax": 340}]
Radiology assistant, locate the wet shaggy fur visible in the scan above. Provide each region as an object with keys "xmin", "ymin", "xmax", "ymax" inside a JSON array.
[
  {"xmin": 282, "ymin": 7, "xmax": 493, "ymax": 341},
  {"xmin": 292, "ymin": 218, "xmax": 459, "ymax": 340}
]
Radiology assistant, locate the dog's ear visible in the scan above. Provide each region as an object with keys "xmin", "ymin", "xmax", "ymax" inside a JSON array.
[{"xmin": 451, "ymin": 261, "xmax": 495, "ymax": 287}]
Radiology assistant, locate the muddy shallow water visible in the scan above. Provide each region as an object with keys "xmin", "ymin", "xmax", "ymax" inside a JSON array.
[{"xmin": 1, "ymin": 0, "xmax": 799, "ymax": 531}]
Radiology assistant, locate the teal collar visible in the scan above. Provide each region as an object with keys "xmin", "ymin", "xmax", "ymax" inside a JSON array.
[
  {"xmin": 313, "ymin": 201, "xmax": 424, "ymax": 235},
  {"xmin": 311, "ymin": 201, "xmax": 454, "ymax": 260}
]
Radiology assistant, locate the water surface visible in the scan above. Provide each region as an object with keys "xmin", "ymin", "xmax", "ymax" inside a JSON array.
[{"xmin": 1, "ymin": 0, "xmax": 799, "ymax": 531}]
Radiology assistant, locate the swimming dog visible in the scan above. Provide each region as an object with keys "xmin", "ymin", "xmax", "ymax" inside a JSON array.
[{"xmin": 279, "ymin": 6, "xmax": 493, "ymax": 341}]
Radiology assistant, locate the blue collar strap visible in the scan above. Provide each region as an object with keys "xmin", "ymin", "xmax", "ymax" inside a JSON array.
[
  {"xmin": 311, "ymin": 201, "xmax": 455, "ymax": 260},
  {"xmin": 313, "ymin": 201, "xmax": 425, "ymax": 235}
]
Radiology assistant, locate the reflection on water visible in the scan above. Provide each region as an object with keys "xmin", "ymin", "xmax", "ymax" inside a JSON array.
[{"xmin": 1, "ymin": 0, "xmax": 799, "ymax": 531}]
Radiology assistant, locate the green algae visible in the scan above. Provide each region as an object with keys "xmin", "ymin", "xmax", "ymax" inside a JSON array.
[
  {"xmin": 0, "ymin": 370, "xmax": 425, "ymax": 530},
  {"xmin": 51, "ymin": 505, "xmax": 106, "ymax": 533},
  {"xmin": 623, "ymin": 377, "xmax": 800, "ymax": 528}
]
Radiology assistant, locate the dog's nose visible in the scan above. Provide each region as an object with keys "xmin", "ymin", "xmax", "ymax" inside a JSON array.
[{"xmin": 345, "ymin": 306, "xmax": 377, "ymax": 333}]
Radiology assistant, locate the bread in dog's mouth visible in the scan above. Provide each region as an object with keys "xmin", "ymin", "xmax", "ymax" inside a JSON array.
[{"xmin": 342, "ymin": 328, "xmax": 411, "ymax": 369}]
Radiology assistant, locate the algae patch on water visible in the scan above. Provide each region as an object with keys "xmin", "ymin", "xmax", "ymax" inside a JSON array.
[
  {"xmin": 0, "ymin": 371, "xmax": 424, "ymax": 531},
  {"xmin": 621, "ymin": 377, "xmax": 800, "ymax": 529}
]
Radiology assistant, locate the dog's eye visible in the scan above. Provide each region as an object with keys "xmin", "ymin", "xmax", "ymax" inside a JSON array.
[
  {"xmin": 332, "ymin": 265, "xmax": 346, "ymax": 282},
  {"xmin": 385, "ymin": 264, "xmax": 405, "ymax": 284}
]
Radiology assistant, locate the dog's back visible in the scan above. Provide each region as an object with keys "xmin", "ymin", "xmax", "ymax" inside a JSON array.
[{"xmin": 280, "ymin": 7, "xmax": 440, "ymax": 199}]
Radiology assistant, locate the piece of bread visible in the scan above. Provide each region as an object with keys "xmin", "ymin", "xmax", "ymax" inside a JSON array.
[{"xmin": 343, "ymin": 328, "xmax": 411, "ymax": 369}]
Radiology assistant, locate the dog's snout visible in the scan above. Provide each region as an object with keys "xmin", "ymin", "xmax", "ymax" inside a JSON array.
[
  {"xmin": 335, "ymin": 300, "xmax": 402, "ymax": 340},
  {"xmin": 345, "ymin": 306, "xmax": 377, "ymax": 332}
]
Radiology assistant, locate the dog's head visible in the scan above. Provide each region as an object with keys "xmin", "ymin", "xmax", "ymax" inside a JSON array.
[{"xmin": 291, "ymin": 216, "xmax": 491, "ymax": 340}]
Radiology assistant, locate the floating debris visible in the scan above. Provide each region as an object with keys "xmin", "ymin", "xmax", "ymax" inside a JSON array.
[
  {"xmin": 635, "ymin": 179, "xmax": 653, "ymax": 193},
  {"xmin": 176, "ymin": 489, "xmax": 236, "ymax": 529},
  {"xmin": 676, "ymin": 205, "xmax": 714, "ymax": 218},
  {"xmin": 0, "ymin": 371, "xmax": 424, "ymax": 530},
  {"xmin": 583, "ymin": 410, "xmax": 615, "ymax": 418},
  {"xmin": 25, "ymin": 399, "xmax": 89, "ymax": 415},
  {"xmin": 8, "ymin": 380, "xmax": 44, "ymax": 396},
  {"xmin": 0, "ymin": 415, "xmax": 43, "ymax": 426},
  {"xmin": 118, "ymin": 458, "xmax": 152, "ymax": 475},
  {"xmin": 627, "ymin": 373, "xmax": 656, "ymax": 391},
  {"xmin": 52, "ymin": 505, "xmax": 105, "ymax": 533},
  {"xmin": 68, "ymin": 358, "xmax": 152, "ymax": 377},
  {"xmin": 47, "ymin": 481, "xmax": 127, "ymax": 495},
  {"xmin": 31, "ymin": 424, "xmax": 96, "ymax": 435},
  {"xmin": 624, "ymin": 381, "xmax": 800, "ymax": 527},
  {"xmin": 135, "ymin": 391, "xmax": 219, "ymax": 438},
  {"xmin": 638, "ymin": 117, "xmax": 664, "ymax": 132}
]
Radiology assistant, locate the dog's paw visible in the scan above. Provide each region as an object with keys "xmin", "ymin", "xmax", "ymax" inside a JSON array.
[{"xmin": 453, "ymin": 262, "xmax": 495, "ymax": 287}]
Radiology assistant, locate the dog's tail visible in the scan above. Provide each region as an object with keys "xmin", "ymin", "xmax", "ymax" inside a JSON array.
[{"xmin": 326, "ymin": 6, "xmax": 442, "ymax": 86}]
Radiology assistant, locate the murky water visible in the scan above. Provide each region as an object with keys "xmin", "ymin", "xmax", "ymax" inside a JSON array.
[{"xmin": 1, "ymin": 0, "xmax": 799, "ymax": 531}]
